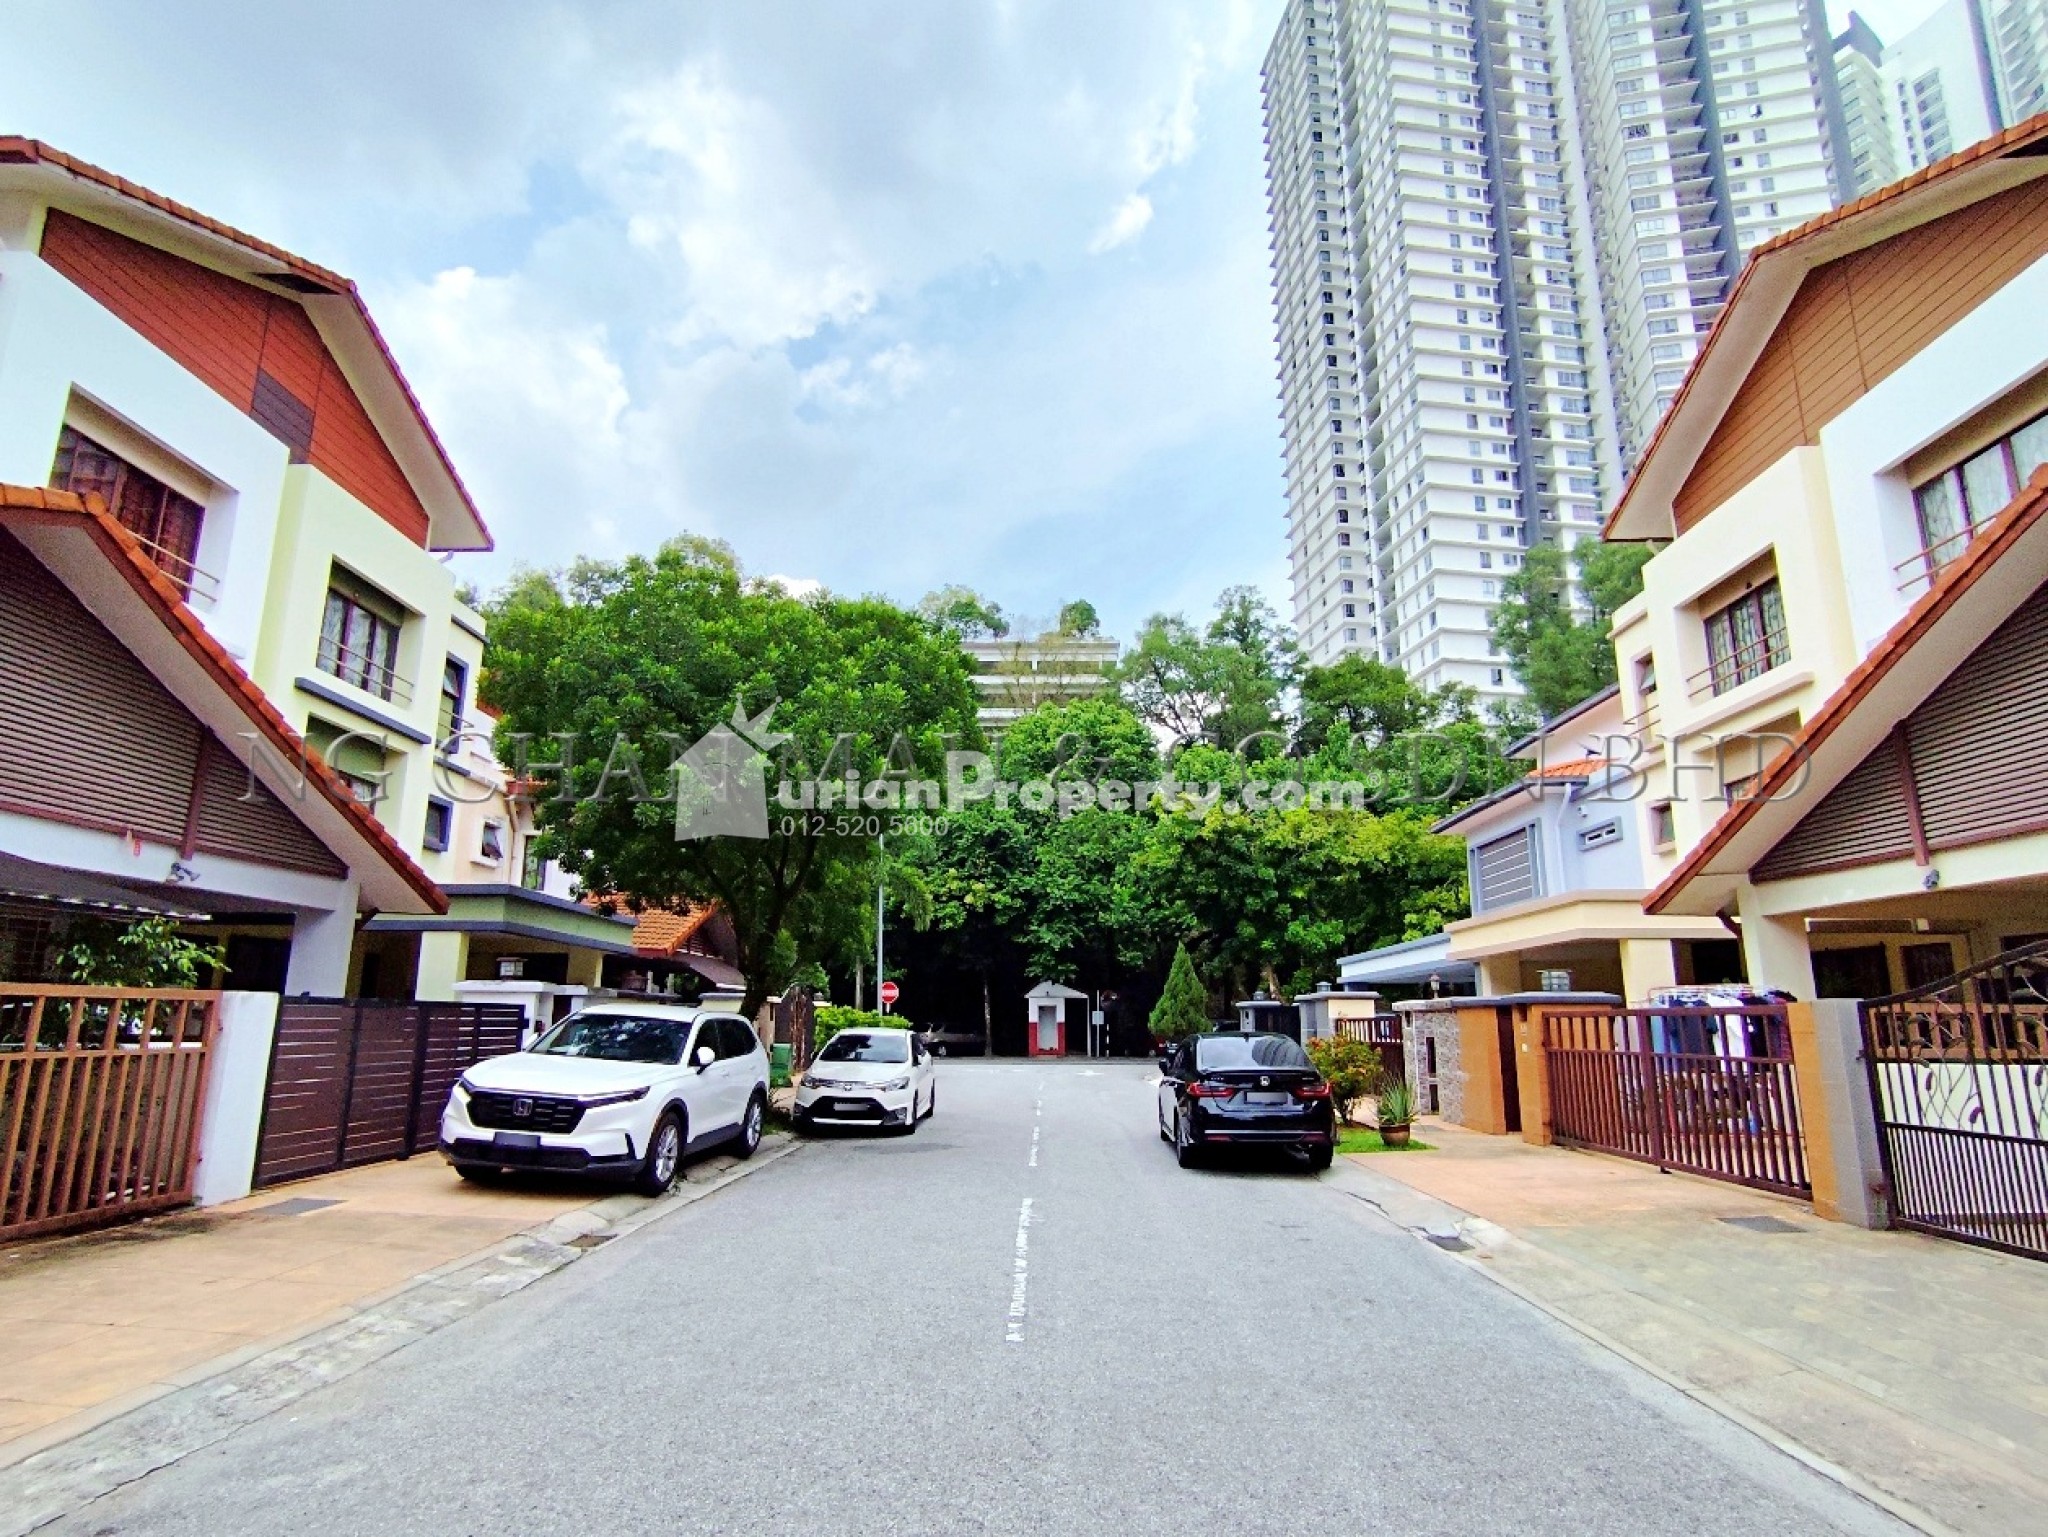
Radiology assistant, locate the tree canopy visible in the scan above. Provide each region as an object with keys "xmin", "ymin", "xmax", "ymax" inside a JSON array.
[
  {"xmin": 1488, "ymin": 540, "xmax": 1654, "ymax": 720},
  {"xmin": 484, "ymin": 540, "xmax": 983, "ymax": 1015}
]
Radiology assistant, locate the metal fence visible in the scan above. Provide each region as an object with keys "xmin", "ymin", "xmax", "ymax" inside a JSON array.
[
  {"xmin": 1863, "ymin": 941, "xmax": 2048, "ymax": 1262},
  {"xmin": 254, "ymin": 998, "xmax": 526, "ymax": 1186},
  {"xmin": 1542, "ymin": 1006, "xmax": 1809, "ymax": 1197},
  {"xmin": 1335, "ymin": 1014, "xmax": 1408, "ymax": 1093},
  {"xmin": 1, "ymin": 985, "xmax": 218, "ymax": 1242}
]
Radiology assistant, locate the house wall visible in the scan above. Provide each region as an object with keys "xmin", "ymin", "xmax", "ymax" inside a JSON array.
[{"xmin": 0, "ymin": 248, "xmax": 290, "ymax": 662}]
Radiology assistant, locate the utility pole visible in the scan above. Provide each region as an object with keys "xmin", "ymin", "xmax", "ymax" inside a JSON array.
[{"xmin": 875, "ymin": 833, "xmax": 886, "ymax": 1013}]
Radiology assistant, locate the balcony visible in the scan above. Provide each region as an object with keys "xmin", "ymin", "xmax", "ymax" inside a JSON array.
[
  {"xmin": 316, "ymin": 636, "xmax": 414, "ymax": 707},
  {"xmin": 1687, "ymin": 628, "xmax": 1790, "ymax": 702}
]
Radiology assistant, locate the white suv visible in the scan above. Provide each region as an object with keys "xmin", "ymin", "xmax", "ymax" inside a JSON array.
[{"xmin": 441, "ymin": 1003, "xmax": 768, "ymax": 1194}]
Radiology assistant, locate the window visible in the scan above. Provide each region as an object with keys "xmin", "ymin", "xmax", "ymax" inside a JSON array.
[
  {"xmin": 51, "ymin": 427, "xmax": 206, "ymax": 598},
  {"xmin": 1702, "ymin": 578, "xmax": 1787, "ymax": 695},
  {"xmin": 438, "ymin": 657, "xmax": 467, "ymax": 749},
  {"xmin": 1912, "ymin": 407, "xmax": 2048, "ymax": 571},
  {"xmin": 304, "ymin": 718, "xmax": 388, "ymax": 809},
  {"xmin": 1473, "ymin": 825, "xmax": 1539, "ymax": 911},
  {"xmin": 1648, "ymin": 803, "xmax": 1676, "ymax": 849},
  {"xmin": 423, "ymin": 798, "xmax": 453, "ymax": 853},
  {"xmin": 319, "ymin": 573, "xmax": 408, "ymax": 702},
  {"xmin": 522, "ymin": 841, "xmax": 550, "ymax": 889},
  {"xmin": 479, "ymin": 820, "xmax": 506, "ymax": 863}
]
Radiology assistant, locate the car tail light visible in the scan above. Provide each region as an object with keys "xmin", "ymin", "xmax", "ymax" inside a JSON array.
[
  {"xmin": 1295, "ymin": 1080, "xmax": 1331, "ymax": 1100},
  {"xmin": 1188, "ymin": 1080, "xmax": 1236, "ymax": 1099}
]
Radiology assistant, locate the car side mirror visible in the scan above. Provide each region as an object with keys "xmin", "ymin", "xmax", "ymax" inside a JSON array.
[{"xmin": 694, "ymin": 1045, "xmax": 716, "ymax": 1070}]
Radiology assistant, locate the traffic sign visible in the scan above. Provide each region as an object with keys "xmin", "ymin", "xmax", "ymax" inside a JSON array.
[{"xmin": 879, "ymin": 980, "xmax": 900, "ymax": 1008}]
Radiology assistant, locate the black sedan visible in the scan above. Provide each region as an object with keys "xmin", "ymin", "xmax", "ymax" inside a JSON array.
[{"xmin": 1157, "ymin": 1031, "xmax": 1335, "ymax": 1171}]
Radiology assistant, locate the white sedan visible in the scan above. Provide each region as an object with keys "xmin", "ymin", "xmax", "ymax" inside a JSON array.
[
  {"xmin": 792, "ymin": 1027, "xmax": 935, "ymax": 1134},
  {"xmin": 441, "ymin": 1003, "xmax": 768, "ymax": 1194}
]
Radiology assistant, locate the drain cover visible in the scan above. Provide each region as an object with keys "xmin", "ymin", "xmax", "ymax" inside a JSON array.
[
  {"xmin": 252, "ymin": 1197, "xmax": 343, "ymax": 1217},
  {"xmin": 1720, "ymin": 1214, "xmax": 1806, "ymax": 1234},
  {"xmin": 1426, "ymin": 1233, "xmax": 1472, "ymax": 1253},
  {"xmin": 565, "ymin": 1233, "xmax": 616, "ymax": 1250}
]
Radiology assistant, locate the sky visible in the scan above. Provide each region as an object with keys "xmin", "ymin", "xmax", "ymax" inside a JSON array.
[{"xmin": 2, "ymin": 0, "xmax": 1942, "ymax": 641}]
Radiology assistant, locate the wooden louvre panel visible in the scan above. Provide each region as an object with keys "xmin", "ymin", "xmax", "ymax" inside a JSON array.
[
  {"xmin": 1906, "ymin": 583, "xmax": 2048, "ymax": 849},
  {"xmin": 1755, "ymin": 581, "xmax": 2048, "ymax": 881},
  {"xmin": 1753, "ymin": 748, "xmax": 1915, "ymax": 881},
  {"xmin": 38, "ymin": 210, "xmax": 431, "ymax": 545},
  {"xmin": 0, "ymin": 529, "xmax": 203, "ymax": 841},
  {"xmin": 1474, "ymin": 825, "xmax": 1539, "ymax": 911},
  {"xmin": 191, "ymin": 735, "xmax": 347, "ymax": 877},
  {"xmin": 1674, "ymin": 177, "xmax": 2048, "ymax": 532}
]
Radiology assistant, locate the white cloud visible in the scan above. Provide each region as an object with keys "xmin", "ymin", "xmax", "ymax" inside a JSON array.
[
  {"xmin": 1088, "ymin": 193, "xmax": 1156, "ymax": 253},
  {"xmin": 0, "ymin": 0, "xmax": 1294, "ymax": 638}
]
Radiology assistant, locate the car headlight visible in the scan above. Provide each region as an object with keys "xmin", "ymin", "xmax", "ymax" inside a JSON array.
[
  {"xmin": 877, "ymin": 1075, "xmax": 911, "ymax": 1093},
  {"xmin": 579, "ymin": 1087, "xmax": 650, "ymax": 1108},
  {"xmin": 452, "ymin": 1076, "xmax": 473, "ymax": 1098}
]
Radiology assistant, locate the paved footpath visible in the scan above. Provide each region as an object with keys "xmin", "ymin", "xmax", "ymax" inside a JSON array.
[
  {"xmin": 1342, "ymin": 1119, "xmax": 2048, "ymax": 1537},
  {"xmin": 7, "ymin": 1063, "xmax": 1911, "ymax": 1536}
]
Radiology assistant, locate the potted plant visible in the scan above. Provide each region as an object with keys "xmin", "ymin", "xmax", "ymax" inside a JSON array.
[{"xmin": 1375, "ymin": 1077, "xmax": 1417, "ymax": 1148}]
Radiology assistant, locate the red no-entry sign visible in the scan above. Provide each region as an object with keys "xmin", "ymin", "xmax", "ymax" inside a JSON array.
[{"xmin": 878, "ymin": 980, "xmax": 900, "ymax": 1008}]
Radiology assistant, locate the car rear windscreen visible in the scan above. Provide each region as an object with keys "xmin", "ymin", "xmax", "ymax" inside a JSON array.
[
  {"xmin": 1194, "ymin": 1034, "xmax": 1311, "ymax": 1071},
  {"xmin": 818, "ymin": 1031, "xmax": 910, "ymax": 1063}
]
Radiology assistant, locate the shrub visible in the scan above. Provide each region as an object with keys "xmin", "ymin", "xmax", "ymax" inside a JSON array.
[
  {"xmin": 1149, "ymin": 944, "xmax": 1210, "ymax": 1042},
  {"xmin": 814, "ymin": 1005, "xmax": 895, "ymax": 1050},
  {"xmin": 1305, "ymin": 1035, "xmax": 1385, "ymax": 1126}
]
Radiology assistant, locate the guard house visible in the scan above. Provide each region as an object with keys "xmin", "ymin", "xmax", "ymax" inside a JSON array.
[
  {"xmin": 1024, "ymin": 980, "xmax": 1085, "ymax": 1057},
  {"xmin": 1234, "ymin": 993, "xmax": 1302, "ymax": 1041}
]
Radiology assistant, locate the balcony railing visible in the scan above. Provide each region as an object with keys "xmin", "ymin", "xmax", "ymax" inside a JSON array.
[
  {"xmin": 130, "ymin": 533, "xmax": 221, "ymax": 606},
  {"xmin": 316, "ymin": 638, "xmax": 414, "ymax": 707},
  {"xmin": 1894, "ymin": 521, "xmax": 1983, "ymax": 596},
  {"xmin": 1686, "ymin": 630, "xmax": 1790, "ymax": 701}
]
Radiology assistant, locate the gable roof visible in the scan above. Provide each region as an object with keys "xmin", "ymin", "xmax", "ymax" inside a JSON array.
[
  {"xmin": 1647, "ymin": 466, "xmax": 2048, "ymax": 914},
  {"xmin": 1606, "ymin": 112, "xmax": 2048, "ymax": 542},
  {"xmin": 0, "ymin": 137, "xmax": 490, "ymax": 553},
  {"xmin": 0, "ymin": 483, "xmax": 445, "ymax": 914}
]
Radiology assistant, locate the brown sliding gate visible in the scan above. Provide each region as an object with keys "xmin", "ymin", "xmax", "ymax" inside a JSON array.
[
  {"xmin": 255, "ymin": 998, "xmax": 527, "ymax": 1186},
  {"xmin": 1862, "ymin": 942, "xmax": 2048, "ymax": 1262},
  {"xmin": 1, "ymin": 986, "xmax": 218, "ymax": 1242},
  {"xmin": 1542, "ymin": 1006, "xmax": 1808, "ymax": 1197}
]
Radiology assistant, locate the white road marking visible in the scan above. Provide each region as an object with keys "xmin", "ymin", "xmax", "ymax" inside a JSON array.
[
  {"xmin": 1029, "ymin": 1125, "xmax": 1040, "ymax": 1168},
  {"xmin": 1006, "ymin": 1197, "xmax": 1034, "ymax": 1342}
]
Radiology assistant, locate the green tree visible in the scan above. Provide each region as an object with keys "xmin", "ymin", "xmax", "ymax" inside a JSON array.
[
  {"xmin": 1488, "ymin": 540, "xmax": 1654, "ymax": 718},
  {"xmin": 484, "ymin": 540, "xmax": 983, "ymax": 1017},
  {"xmin": 917, "ymin": 584, "xmax": 1009, "ymax": 639},
  {"xmin": 1056, "ymin": 598, "xmax": 1101, "ymax": 637},
  {"xmin": 1149, "ymin": 943, "xmax": 1210, "ymax": 1041},
  {"xmin": 1114, "ymin": 587, "xmax": 1298, "ymax": 750}
]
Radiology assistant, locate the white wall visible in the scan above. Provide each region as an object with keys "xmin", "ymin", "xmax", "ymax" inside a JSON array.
[
  {"xmin": 192, "ymin": 990, "xmax": 279, "ymax": 1206},
  {"xmin": 1820, "ymin": 250, "xmax": 2048, "ymax": 656},
  {"xmin": 0, "ymin": 252, "xmax": 293, "ymax": 663}
]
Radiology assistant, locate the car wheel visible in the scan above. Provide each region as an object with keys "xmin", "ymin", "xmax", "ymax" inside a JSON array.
[
  {"xmin": 1307, "ymin": 1143, "xmax": 1334, "ymax": 1172},
  {"xmin": 735, "ymin": 1093, "xmax": 765, "ymax": 1159},
  {"xmin": 933, "ymin": 1043, "xmax": 947, "ymax": 1057},
  {"xmin": 635, "ymin": 1110, "xmax": 684, "ymax": 1195},
  {"xmin": 923, "ymin": 1083, "xmax": 935, "ymax": 1121},
  {"xmin": 455, "ymin": 1165, "xmax": 498, "ymax": 1185},
  {"xmin": 899, "ymin": 1096, "xmax": 920, "ymax": 1136},
  {"xmin": 1174, "ymin": 1111, "xmax": 1202, "ymax": 1170}
]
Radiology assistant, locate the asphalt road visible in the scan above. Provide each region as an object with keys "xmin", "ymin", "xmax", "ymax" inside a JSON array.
[{"xmin": 43, "ymin": 1061, "xmax": 1908, "ymax": 1536}]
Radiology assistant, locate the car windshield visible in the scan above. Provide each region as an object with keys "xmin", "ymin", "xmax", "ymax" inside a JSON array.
[
  {"xmin": 530, "ymin": 1014, "xmax": 690, "ymax": 1064},
  {"xmin": 1195, "ymin": 1034, "xmax": 1312, "ymax": 1071},
  {"xmin": 819, "ymin": 1030, "xmax": 910, "ymax": 1063}
]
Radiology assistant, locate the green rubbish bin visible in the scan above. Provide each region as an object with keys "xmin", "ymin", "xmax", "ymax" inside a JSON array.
[{"xmin": 771, "ymin": 1043, "xmax": 792, "ymax": 1079}]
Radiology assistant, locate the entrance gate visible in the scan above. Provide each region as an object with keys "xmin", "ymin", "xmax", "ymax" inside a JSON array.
[
  {"xmin": 254, "ymin": 999, "xmax": 526, "ymax": 1186},
  {"xmin": 1542, "ymin": 1006, "xmax": 1809, "ymax": 1197},
  {"xmin": 1861, "ymin": 942, "xmax": 2048, "ymax": 1262}
]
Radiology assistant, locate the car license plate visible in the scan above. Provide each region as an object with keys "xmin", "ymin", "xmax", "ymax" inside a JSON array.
[
  {"xmin": 1245, "ymin": 1091, "xmax": 1291, "ymax": 1106},
  {"xmin": 492, "ymin": 1131, "xmax": 541, "ymax": 1150},
  {"xmin": 833, "ymin": 1100, "xmax": 869, "ymax": 1113}
]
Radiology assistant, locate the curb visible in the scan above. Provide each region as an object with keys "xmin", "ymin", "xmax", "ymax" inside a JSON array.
[{"xmin": 0, "ymin": 1136, "xmax": 801, "ymax": 1535}]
